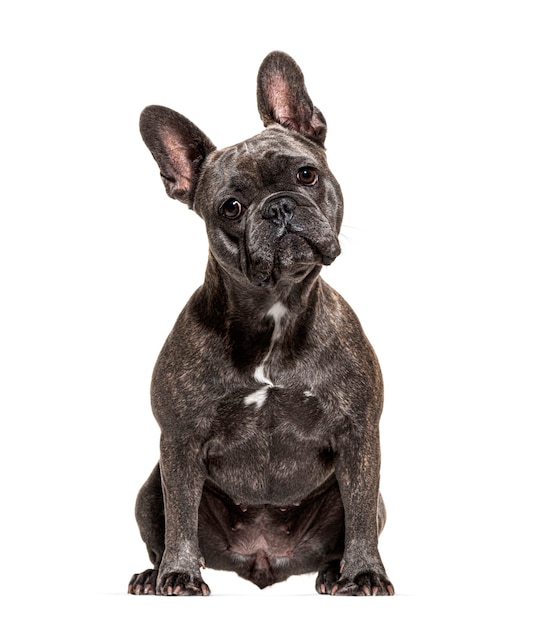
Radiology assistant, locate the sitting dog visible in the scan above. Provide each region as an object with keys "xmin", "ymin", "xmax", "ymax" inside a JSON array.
[{"xmin": 128, "ymin": 51, "xmax": 394, "ymax": 597}]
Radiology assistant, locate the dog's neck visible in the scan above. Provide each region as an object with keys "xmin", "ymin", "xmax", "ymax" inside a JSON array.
[
  {"xmin": 196, "ymin": 254, "xmax": 322, "ymax": 371},
  {"xmin": 205, "ymin": 252, "xmax": 321, "ymax": 315}
]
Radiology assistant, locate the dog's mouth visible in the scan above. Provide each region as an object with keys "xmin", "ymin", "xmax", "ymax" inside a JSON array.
[
  {"xmin": 252, "ymin": 232, "xmax": 338, "ymax": 287},
  {"xmin": 215, "ymin": 194, "xmax": 341, "ymax": 288}
]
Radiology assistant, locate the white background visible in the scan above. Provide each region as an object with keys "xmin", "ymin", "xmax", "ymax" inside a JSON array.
[{"xmin": 1, "ymin": 1, "xmax": 542, "ymax": 624}]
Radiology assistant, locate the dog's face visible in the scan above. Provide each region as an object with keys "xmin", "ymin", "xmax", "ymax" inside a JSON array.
[
  {"xmin": 140, "ymin": 51, "xmax": 343, "ymax": 288},
  {"xmin": 195, "ymin": 126, "xmax": 342, "ymax": 287}
]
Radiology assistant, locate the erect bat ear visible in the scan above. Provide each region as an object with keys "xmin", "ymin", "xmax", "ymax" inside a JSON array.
[
  {"xmin": 139, "ymin": 105, "xmax": 216, "ymax": 206},
  {"xmin": 257, "ymin": 51, "xmax": 327, "ymax": 146}
]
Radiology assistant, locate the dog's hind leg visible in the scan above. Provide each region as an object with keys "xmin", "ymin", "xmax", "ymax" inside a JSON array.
[{"xmin": 128, "ymin": 463, "xmax": 165, "ymax": 594}]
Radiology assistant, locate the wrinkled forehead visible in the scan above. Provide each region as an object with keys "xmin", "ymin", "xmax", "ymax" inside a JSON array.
[{"xmin": 204, "ymin": 126, "xmax": 326, "ymax": 185}]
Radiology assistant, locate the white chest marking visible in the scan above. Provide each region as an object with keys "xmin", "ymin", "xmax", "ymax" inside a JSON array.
[
  {"xmin": 254, "ymin": 302, "xmax": 288, "ymax": 383},
  {"xmin": 243, "ymin": 386, "xmax": 270, "ymax": 409},
  {"xmin": 254, "ymin": 364, "xmax": 274, "ymax": 386},
  {"xmin": 243, "ymin": 302, "xmax": 288, "ymax": 409},
  {"xmin": 267, "ymin": 301, "xmax": 288, "ymax": 326}
]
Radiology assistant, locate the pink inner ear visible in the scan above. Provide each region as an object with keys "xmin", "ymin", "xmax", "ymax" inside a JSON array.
[
  {"xmin": 266, "ymin": 73, "xmax": 297, "ymax": 127},
  {"xmin": 161, "ymin": 132, "xmax": 194, "ymax": 194}
]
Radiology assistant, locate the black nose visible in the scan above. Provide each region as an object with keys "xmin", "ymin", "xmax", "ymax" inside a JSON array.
[{"xmin": 262, "ymin": 196, "xmax": 296, "ymax": 226}]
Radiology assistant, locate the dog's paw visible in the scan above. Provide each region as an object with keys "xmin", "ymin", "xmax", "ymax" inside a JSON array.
[
  {"xmin": 316, "ymin": 561, "xmax": 342, "ymax": 594},
  {"xmin": 128, "ymin": 568, "xmax": 158, "ymax": 595},
  {"xmin": 330, "ymin": 571, "xmax": 394, "ymax": 596},
  {"xmin": 157, "ymin": 570, "xmax": 211, "ymax": 596}
]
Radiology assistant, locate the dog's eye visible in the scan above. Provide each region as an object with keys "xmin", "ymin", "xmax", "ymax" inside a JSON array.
[
  {"xmin": 220, "ymin": 198, "xmax": 244, "ymax": 220},
  {"xmin": 297, "ymin": 167, "xmax": 319, "ymax": 186}
]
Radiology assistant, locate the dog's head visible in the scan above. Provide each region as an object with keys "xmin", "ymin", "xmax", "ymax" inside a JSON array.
[{"xmin": 140, "ymin": 51, "xmax": 343, "ymax": 288}]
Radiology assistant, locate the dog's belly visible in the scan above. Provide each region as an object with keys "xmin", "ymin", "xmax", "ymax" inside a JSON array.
[
  {"xmin": 198, "ymin": 476, "xmax": 344, "ymax": 588},
  {"xmin": 206, "ymin": 385, "xmax": 335, "ymax": 506}
]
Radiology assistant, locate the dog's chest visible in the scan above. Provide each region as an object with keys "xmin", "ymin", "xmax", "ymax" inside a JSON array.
[{"xmin": 205, "ymin": 382, "xmax": 334, "ymax": 505}]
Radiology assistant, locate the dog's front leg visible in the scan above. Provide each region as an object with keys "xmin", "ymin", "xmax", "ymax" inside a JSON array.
[
  {"xmin": 157, "ymin": 435, "xmax": 210, "ymax": 596},
  {"xmin": 332, "ymin": 428, "xmax": 394, "ymax": 596}
]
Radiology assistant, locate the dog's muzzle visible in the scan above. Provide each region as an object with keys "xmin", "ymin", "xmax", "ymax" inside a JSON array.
[{"xmin": 245, "ymin": 192, "xmax": 340, "ymax": 286}]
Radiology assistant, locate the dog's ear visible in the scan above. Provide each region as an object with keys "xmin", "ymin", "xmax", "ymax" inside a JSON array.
[
  {"xmin": 257, "ymin": 51, "xmax": 327, "ymax": 146},
  {"xmin": 139, "ymin": 105, "xmax": 216, "ymax": 205}
]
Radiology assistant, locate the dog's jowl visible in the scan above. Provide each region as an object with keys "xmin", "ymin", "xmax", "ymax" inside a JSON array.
[{"xmin": 128, "ymin": 51, "xmax": 394, "ymax": 597}]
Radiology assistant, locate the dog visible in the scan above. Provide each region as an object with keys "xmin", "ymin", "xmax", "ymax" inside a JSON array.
[{"xmin": 128, "ymin": 51, "xmax": 394, "ymax": 597}]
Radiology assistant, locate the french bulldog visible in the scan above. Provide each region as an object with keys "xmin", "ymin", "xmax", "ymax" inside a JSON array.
[{"xmin": 128, "ymin": 51, "xmax": 394, "ymax": 597}]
